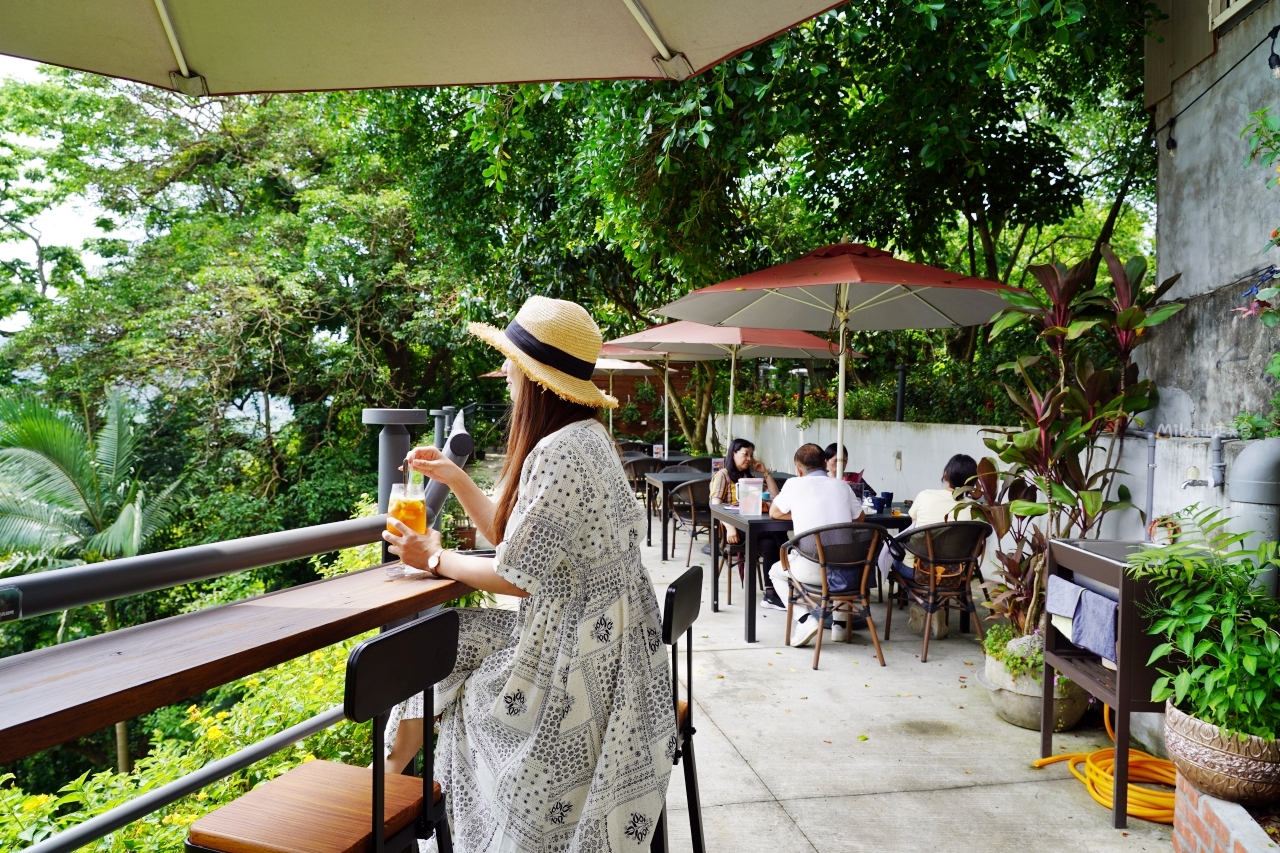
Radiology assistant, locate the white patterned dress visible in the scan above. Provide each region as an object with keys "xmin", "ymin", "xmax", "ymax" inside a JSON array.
[{"xmin": 390, "ymin": 419, "xmax": 676, "ymax": 853}]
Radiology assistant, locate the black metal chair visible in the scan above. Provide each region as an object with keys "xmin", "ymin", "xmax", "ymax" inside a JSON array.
[
  {"xmin": 780, "ymin": 522, "xmax": 890, "ymax": 669},
  {"xmin": 624, "ymin": 456, "xmax": 664, "ymax": 504},
  {"xmin": 669, "ymin": 477, "xmax": 713, "ymax": 567},
  {"xmin": 884, "ymin": 520, "xmax": 991, "ymax": 662},
  {"xmin": 187, "ymin": 610, "xmax": 460, "ymax": 853},
  {"xmin": 682, "ymin": 457, "xmax": 714, "ymax": 473},
  {"xmin": 651, "ymin": 566, "xmax": 705, "ymax": 853},
  {"xmin": 618, "ymin": 440, "xmax": 652, "ymax": 456}
]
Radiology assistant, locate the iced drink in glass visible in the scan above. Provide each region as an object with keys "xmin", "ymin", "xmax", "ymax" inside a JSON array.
[{"xmin": 386, "ymin": 482, "xmax": 427, "ymax": 579}]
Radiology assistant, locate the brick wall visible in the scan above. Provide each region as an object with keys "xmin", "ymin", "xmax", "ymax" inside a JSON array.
[{"xmin": 1174, "ymin": 772, "xmax": 1278, "ymax": 853}]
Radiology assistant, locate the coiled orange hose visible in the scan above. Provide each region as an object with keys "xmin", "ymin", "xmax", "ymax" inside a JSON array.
[{"xmin": 1032, "ymin": 705, "xmax": 1177, "ymax": 824}]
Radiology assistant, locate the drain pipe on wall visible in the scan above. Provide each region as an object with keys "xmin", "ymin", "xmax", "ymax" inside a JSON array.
[{"xmin": 1126, "ymin": 429, "xmax": 1158, "ymax": 541}]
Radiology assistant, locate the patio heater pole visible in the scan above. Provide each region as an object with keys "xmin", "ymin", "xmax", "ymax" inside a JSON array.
[
  {"xmin": 835, "ymin": 282, "xmax": 849, "ymax": 476},
  {"xmin": 362, "ymin": 408, "xmax": 428, "ymax": 563}
]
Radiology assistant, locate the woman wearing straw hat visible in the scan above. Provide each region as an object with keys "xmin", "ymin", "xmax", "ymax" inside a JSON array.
[{"xmin": 382, "ymin": 296, "xmax": 676, "ymax": 853}]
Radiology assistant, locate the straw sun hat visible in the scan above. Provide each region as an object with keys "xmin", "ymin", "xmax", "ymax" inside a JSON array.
[{"xmin": 469, "ymin": 296, "xmax": 618, "ymax": 409}]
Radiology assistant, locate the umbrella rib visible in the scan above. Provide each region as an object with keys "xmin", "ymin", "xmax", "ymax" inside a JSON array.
[
  {"xmin": 620, "ymin": 0, "xmax": 673, "ymax": 60},
  {"xmin": 714, "ymin": 287, "xmax": 835, "ymax": 327},
  {"xmin": 845, "ymin": 285, "xmax": 955, "ymax": 326}
]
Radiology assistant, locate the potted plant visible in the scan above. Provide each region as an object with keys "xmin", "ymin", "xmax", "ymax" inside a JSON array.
[
  {"xmin": 1127, "ymin": 505, "xmax": 1280, "ymax": 805},
  {"xmin": 442, "ymin": 496, "xmax": 478, "ymax": 550},
  {"xmin": 968, "ymin": 246, "xmax": 1183, "ymax": 730}
]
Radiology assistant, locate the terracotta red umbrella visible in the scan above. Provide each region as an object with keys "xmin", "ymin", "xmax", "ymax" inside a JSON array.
[
  {"xmin": 656, "ymin": 243, "xmax": 1018, "ymax": 467},
  {"xmin": 607, "ymin": 320, "xmax": 849, "ymax": 446}
]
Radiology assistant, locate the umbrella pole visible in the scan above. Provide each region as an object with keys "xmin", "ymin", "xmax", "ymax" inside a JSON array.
[
  {"xmin": 663, "ymin": 355, "xmax": 670, "ymax": 454},
  {"xmin": 836, "ymin": 283, "xmax": 849, "ymax": 476},
  {"xmin": 609, "ymin": 372, "xmax": 614, "ymax": 437},
  {"xmin": 728, "ymin": 347, "xmax": 737, "ymax": 445}
]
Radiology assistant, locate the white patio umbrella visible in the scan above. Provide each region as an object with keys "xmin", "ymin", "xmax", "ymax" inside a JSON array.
[
  {"xmin": 0, "ymin": 0, "xmax": 840, "ymax": 95},
  {"xmin": 594, "ymin": 357, "xmax": 662, "ymax": 437},
  {"xmin": 600, "ymin": 343, "xmax": 720, "ymax": 454},
  {"xmin": 607, "ymin": 321, "xmax": 842, "ymax": 449},
  {"xmin": 656, "ymin": 243, "xmax": 1018, "ymax": 473}
]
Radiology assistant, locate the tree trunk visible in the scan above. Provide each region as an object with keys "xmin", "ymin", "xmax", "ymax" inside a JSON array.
[
  {"xmin": 1084, "ymin": 159, "xmax": 1138, "ymax": 286},
  {"xmin": 103, "ymin": 600, "xmax": 132, "ymax": 773}
]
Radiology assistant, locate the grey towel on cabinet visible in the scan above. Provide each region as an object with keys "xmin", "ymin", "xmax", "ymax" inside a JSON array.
[
  {"xmin": 1074, "ymin": 589, "xmax": 1118, "ymax": 663},
  {"xmin": 1046, "ymin": 574, "xmax": 1085, "ymax": 618}
]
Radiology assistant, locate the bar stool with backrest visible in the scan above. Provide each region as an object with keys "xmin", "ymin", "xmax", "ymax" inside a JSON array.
[
  {"xmin": 650, "ymin": 565, "xmax": 705, "ymax": 853},
  {"xmin": 669, "ymin": 477, "xmax": 713, "ymax": 567},
  {"xmin": 779, "ymin": 522, "xmax": 891, "ymax": 670},
  {"xmin": 884, "ymin": 520, "xmax": 991, "ymax": 662},
  {"xmin": 186, "ymin": 610, "xmax": 460, "ymax": 853}
]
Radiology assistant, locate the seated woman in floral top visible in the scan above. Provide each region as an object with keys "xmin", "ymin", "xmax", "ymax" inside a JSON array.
[{"xmin": 709, "ymin": 437, "xmax": 784, "ymax": 607}]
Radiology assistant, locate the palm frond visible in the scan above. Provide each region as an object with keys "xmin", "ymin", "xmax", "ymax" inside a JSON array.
[
  {"xmin": 0, "ymin": 395, "xmax": 99, "ymax": 519},
  {"xmin": 87, "ymin": 499, "xmax": 143, "ymax": 559},
  {"xmin": 0, "ymin": 551, "xmax": 81, "ymax": 578},
  {"xmin": 94, "ymin": 392, "xmax": 139, "ymax": 493},
  {"xmin": 0, "ymin": 493, "xmax": 89, "ymax": 555}
]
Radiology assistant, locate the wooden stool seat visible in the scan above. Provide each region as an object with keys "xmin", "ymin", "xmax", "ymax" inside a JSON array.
[{"xmin": 188, "ymin": 760, "xmax": 438, "ymax": 853}]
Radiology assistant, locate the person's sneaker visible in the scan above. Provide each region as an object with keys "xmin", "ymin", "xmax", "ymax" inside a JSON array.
[
  {"xmin": 761, "ymin": 589, "xmax": 786, "ymax": 611},
  {"xmin": 831, "ymin": 620, "xmax": 848, "ymax": 642},
  {"xmin": 791, "ymin": 613, "xmax": 820, "ymax": 648},
  {"xmin": 700, "ymin": 543, "xmax": 712, "ymax": 555}
]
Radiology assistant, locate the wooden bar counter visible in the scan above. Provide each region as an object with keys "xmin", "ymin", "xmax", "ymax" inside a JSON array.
[{"xmin": 0, "ymin": 565, "xmax": 467, "ymax": 764}]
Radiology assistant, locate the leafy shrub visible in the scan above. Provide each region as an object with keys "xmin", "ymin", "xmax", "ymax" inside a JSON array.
[
  {"xmin": 634, "ymin": 379, "xmax": 658, "ymax": 405},
  {"xmin": 618, "ymin": 401, "xmax": 642, "ymax": 424},
  {"xmin": 1, "ymin": 636, "xmax": 371, "ymax": 851},
  {"xmin": 1128, "ymin": 505, "xmax": 1280, "ymax": 739}
]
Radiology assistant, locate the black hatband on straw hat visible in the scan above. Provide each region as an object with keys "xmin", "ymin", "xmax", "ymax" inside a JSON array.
[{"xmin": 504, "ymin": 319, "xmax": 596, "ymax": 380}]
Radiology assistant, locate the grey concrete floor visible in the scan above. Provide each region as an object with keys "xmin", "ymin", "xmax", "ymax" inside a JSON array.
[{"xmin": 639, "ymin": 534, "xmax": 1173, "ymax": 853}]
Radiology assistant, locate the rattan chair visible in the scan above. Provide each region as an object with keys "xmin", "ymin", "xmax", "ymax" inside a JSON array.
[
  {"xmin": 884, "ymin": 520, "xmax": 991, "ymax": 662},
  {"xmin": 187, "ymin": 610, "xmax": 460, "ymax": 853},
  {"xmin": 780, "ymin": 522, "xmax": 890, "ymax": 670},
  {"xmin": 650, "ymin": 565, "xmax": 705, "ymax": 853},
  {"xmin": 669, "ymin": 477, "xmax": 713, "ymax": 567}
]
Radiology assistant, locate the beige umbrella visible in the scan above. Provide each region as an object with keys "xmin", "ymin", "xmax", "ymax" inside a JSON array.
[
  {"xmin": 600, "ymin": 344, "xmax": 718, "ymax": 453},
  {"xmin": 0, "ymin": 0, "xmax": 840, "ymax": 95}
]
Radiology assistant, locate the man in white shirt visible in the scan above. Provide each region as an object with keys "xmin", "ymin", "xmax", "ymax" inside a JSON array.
[{"xmin": 767, "ymin": 443, "xmax": 864, "ymax": 647}]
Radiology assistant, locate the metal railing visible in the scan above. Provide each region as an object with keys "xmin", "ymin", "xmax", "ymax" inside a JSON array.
[
  {"xmin": 24, "ymin": 707, "xmax": 345, "ymax": 853},
  {"xmin": 2, "ymin": 405, "xmax": 480, "ymax": 852},
  {"xmin": 1, "ymin": 515, "xmax": 387, "ymax": 622}
]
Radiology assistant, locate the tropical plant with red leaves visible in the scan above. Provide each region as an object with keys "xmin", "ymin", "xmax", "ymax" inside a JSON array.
[{"xmin": 972, "ymin": 244, "xmax": 1182, "ymax": 638}]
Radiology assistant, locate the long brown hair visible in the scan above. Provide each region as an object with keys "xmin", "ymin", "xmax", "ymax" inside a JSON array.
[{"xmin": 494, "ymin": 373, "xmax": 598, "ymax": 542}]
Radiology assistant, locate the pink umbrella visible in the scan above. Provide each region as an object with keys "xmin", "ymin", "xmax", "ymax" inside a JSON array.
[
  {"xmin": 608, "ymin": 320, "xmax": 851, "ymax": 446},
  {"xmin": 657, "ymin": 243, "xmax": 1018, "ymax": 468}
]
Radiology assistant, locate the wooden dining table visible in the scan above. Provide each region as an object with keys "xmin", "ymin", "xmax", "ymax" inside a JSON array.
[{"xmin": 0, "ymin": 565, "xmax": 467, "ymax": 765}]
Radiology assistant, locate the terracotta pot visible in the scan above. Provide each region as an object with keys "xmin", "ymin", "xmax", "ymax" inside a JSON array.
[
  {"xmin": 1164, "ymin": 700, "xmax": 1280, "ymax": 805},
  {"xmin": 452, "ymin": 526, "xmax": 478, "ymax": 550},
  {"xmin": 977, "ymin": 655, "xmax": 1090, "ymax": 732}
]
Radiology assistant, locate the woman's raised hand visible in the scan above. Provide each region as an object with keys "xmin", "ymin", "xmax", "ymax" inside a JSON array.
[
  {"xmin": 749, "ymin": 458, "xmax": 768, "ymax": 475},
  {"xmin": 404, "ymin": 444, "xmax": 465, "ymax": 487}
]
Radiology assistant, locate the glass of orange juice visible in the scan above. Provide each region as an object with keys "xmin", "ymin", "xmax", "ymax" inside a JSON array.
[{"xmin": 386, "ymin": 482, "xmax": 428, "ymax": 579}]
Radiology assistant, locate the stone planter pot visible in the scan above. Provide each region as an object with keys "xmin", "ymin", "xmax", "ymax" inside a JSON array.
[
  {"xmin": 976, "ymin": 655, "xmax": 1090, "ymax": 732},
  {"xmin": 1164, "ymin": 700, "xmax": 1280, "ymax": 806}
]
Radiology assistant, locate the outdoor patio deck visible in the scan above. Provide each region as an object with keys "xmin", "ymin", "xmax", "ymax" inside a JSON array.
[{"xmin": 638, "ymin": 539, "xmax": 1173, "ymax": 853}]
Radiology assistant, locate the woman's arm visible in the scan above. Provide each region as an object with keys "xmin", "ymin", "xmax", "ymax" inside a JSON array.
[
  {"xmin": 405, "ymin": 445, "xmax": 499, "ymax": 545},
  {"xmin": 383, "ymin": 521, "xmax": 529, "ymax": 598}
]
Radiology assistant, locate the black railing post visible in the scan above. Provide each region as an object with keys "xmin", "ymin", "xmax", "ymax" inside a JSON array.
[
  {"xmin": 363, "ymin": 408, "xmax": 428, "ymax": 562},
  {"xmin": 430, "ymin": 409, "xmax": 446, "ymax": 448}
]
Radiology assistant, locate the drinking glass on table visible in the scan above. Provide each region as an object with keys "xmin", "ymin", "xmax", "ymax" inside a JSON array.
[{"xmin": 386, "ymin": 482, "xmax": 427, "ymax": 579}]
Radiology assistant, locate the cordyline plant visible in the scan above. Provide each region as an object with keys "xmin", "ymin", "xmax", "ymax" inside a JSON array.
[{"xmin": 968, "ymin": 244, "xmax": 1184, "ymax": 640}]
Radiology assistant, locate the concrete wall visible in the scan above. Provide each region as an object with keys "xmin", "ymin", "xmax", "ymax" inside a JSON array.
[{"xmin": 1143, "ymin": 0, "xmax": 1280, "ymax": 427}]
